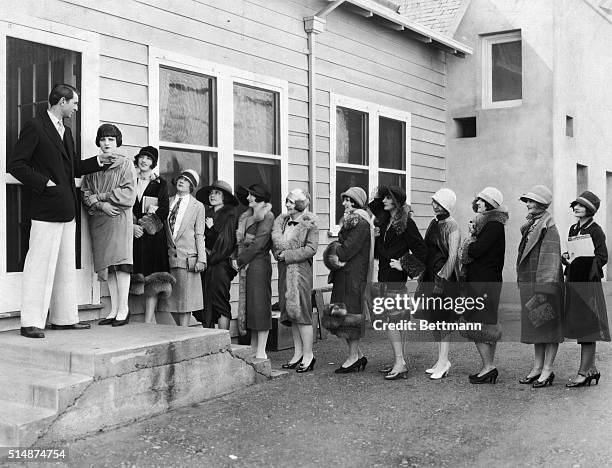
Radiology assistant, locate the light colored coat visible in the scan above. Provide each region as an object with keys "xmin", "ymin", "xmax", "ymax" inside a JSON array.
[
  {"xmin": 165, "ymin": 195, "xmax": 206, "ymax": 269},
  {"xmin": 271, "ymin": 211, "xmax": 319, "ymax": 326}
]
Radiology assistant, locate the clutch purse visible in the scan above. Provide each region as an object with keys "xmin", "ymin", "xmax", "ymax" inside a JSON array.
[
  {"xmin": 525, "ymin": 294, "xmax": 556, "ymax": 328},
  {"xmin": 323, "ymin": 241, "xmax": 345, "ymax": 271},
  {"xmin": 138, "ymin": 213, "xmax": 163, "ymax": 235},
  {"xmin": 187, "ymin": 256, "xmax": 198, "ymax": 272}
]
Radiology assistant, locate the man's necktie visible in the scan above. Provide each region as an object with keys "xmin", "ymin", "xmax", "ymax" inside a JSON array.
[
  {"xmin": 168, "ymin": 197, "xmax": 182, "ymax": 234},
  {"xmin": 57, "ymin": 120, "xmax": 65, "ymax": 140}
]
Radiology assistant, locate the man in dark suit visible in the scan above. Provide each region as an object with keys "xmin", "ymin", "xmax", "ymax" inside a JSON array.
[{"xmin": 9, "ymin": 83, "xmax": 115, "ymax": 338}]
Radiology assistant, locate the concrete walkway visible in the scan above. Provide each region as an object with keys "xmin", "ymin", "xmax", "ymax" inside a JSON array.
[{"xmin": 57, "ymin": 330, "xmax": 612, "ymax": 468}]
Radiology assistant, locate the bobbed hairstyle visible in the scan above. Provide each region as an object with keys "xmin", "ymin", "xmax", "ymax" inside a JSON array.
[
  {"xmin": 49, "ymin": 84, "xmax": 78, "ymax": 106},
  {"xmin": 472, "ymin": 197, "xmax": 495, "ymax": 213},
  {"xmin": 96, "ymin": 123, "xmax": 123, "ymax": 148}
]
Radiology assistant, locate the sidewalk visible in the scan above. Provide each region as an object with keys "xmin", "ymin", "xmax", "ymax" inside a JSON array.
[{"xmin": 59, "ymin": 329, "xmax": 612, "ymax": 468}]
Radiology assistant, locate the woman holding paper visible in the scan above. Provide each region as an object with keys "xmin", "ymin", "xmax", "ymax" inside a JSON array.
[
  {"xmin": 516, "ymin": 185, "xmax": 563, "ymax": 388},
  {"xmin": 563, "ymin": 190, "xmax": 610, "ymax": 387},
  {"xmin": 130, "ymin": 146, "xmax": 175, "ymax": 324}
]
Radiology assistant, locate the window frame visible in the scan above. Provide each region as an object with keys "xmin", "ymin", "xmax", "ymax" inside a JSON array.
[
  {"xmin": 329, "ymin": 94, "xmax": 411, "ymax": 234},
  {"xmin": 0, "ymin": 16, "xmax": 101, "ymax": 307},
  {"xmin": 481, "ymin": 31, "xmax": 522, "ymax": 109},
  {"xmin": 149, "ymin": 48, "xmax": 288, "ymax": 202}
]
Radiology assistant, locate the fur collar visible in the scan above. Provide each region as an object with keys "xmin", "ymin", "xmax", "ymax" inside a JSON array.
[
  {"xmin": 209, "ymin": 203, "xmax": 237, "ymax": 221},
  {"xmin": 272, "ymin": 211, "xmax": 317, "ymax": 251},
  {"xmin": 342, "ymin": 209, "xmax": 371, "ymax": 230},
  {"xmin": 239, "ymin": 202, "xmax": 272, "ymax": 224},
  {"xmin": 470, "ymin": 205, "xmax": 509, "ymax": 236},
  {"xmin": 274, "ymin": 211, "xmax": 317, "ymax": 229},
  {"xmin": 376, "ymin": 204, "xmax": 412, "ymax": 235}
]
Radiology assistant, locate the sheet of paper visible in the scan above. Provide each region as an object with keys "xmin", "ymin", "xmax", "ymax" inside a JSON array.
[
  {"xmin": 142, "ymin": 196, "xmax": 159, "ymax": 214},
  {"xmin": 567, "ymin": 234, "xmax": 594, "ymax": 262}
]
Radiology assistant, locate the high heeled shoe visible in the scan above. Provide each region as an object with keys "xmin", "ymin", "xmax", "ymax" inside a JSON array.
[
  {"xmin": 111, "ymin": 315, "xmax": 129, "ymax": 327},
  {"xmin": 359, "ymin": 356, "xmax": 368, "ymax": 372},
  {"xmin": 532, "ymin": 372, "xmax": 554, "ymax": 388},
  {"xmin": 296, "ymin": 357, "xmax": 316, "ymax": 373},
  {"xmin": 430, "ymin": 362, "xmax": 451, "ymax": 380},
  {"xmin": 379, "ymin": 364, "xmax": 394, "ymax": 374},
  {"xmin": 384, "ymin": 368, "xmax": 408, "ymax": 380},
  {"xmin": 281, "ymin": 357, "xmax": 302, "ymax": 369},
  {"xmin": 588, "ymin": 371, "xmax": 601, "ymax": 385},
  {"xmin": 425, "ymin": 365, "xmax": 439, "ymax": 374},
  {"xmin": 335, "ymin": 357, "xmax": 362, "ymax": 374},
  {"xmin": 566, "ymin": 373, "xmax": 588, "ymax": 387},
  {"xmin": 98, "ymin": 318, "xmax": 116, "ymax": 326},
  {"xmin": 470, "ymin": 368, "xmax": 498, "ymax": 384},
  {"xmin": 518, "ymin": 373, "xmax": 541, "ymax": 384}
]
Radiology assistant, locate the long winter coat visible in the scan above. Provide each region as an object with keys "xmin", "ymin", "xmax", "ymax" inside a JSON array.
[
  {"xmin": 516, "ymin": 211, "xmax": 564, "ymax": 343},
  {"xmin": 236, "ymin": 203, "xmax": 274, "ymax": 331},
  {"xmin": 460, "ymin": 207, "xmax": 507, "ymax": 324},
  {"xmin": 272, "ymin": 211, "xmax": 319, "ymax": 326},
  {"xmin": 328, "ymin": 210, "xmax": 372, "ymax": 339},
  {"xmin": 202, "ymin": 204, "xmax": 238, "ymax": 327},
  {"xmin": 81, "ymin": 155, "xmax": 137, "ymax": 281},
  {"xmin": 563, "ymin": 220, "xmax": 610, "ymax": 342},
  {"xmin": 132, "ymin": 175, "xmax": 173, "ymax": 297}
]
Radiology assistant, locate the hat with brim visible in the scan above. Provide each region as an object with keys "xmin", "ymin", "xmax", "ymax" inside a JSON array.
[
  {"xmin": 236, "ymin": 183, "xmax": 271, "ymax": 205},
  {"xmin": 173, "ymin": 169, "xmax": 199, "ymax": 190},
  {"xmin": 196, "ymin": 180, "xmax": 239, "ymax": 207},
  {"xmin": 519, "ymin": 185, "xmax": 552, "ymax": 206},
  {"xmin": 570, "ymin": 190, "xmax": 600, "ymax": 214},
  {"xmin": 374, "ymin": 185, "xmax": 407, "ymax": 207},
  {"xmin": 340, "ymin": 186, "xmax": 368, "ymax": 209}
]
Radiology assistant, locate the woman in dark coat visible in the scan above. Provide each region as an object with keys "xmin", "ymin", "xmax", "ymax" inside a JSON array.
[
  {"xmin": 195, "ymin": 180, "xmax": 239, "ymax": 330},
  {"xmin": 130, "ymin": 146, "xmax": 175, "ymax": 324},
  {"xmin": 325, "ymin": 186, "xmax": 373, "ymax": 373},
  {"xmin": 420, "ymin": 188, "xmax": 461, "ymax": 380},
  {"xmin": 272, "ymin": 188, "xmax": 319, "ymax": 373},
  {"xmin": 369, "ymin": 185, "xmax": 427, "ymax": 380},
  {"xmin": 460, "ymin": 186, "xmax": 507, "ymax": 384},
  {"xmin": 516, "ymin": 185, "xmax": 563, "ymax": 388},
  {"xmin": 563, "ymin": 191, "xmax": 610, "ymax": 387},
  {"xmin": 236, "ymin": 183, "xmax": 275, "ymax": 360}
]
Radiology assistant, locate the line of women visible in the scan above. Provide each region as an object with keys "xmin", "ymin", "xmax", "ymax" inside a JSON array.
[
  {"xmin": 82, "ymin": 125, "xmax": 609, "ymax": 384},
  {"xmin": 323, "ymin": 183, "xmax": 610, "ymax": 388}
]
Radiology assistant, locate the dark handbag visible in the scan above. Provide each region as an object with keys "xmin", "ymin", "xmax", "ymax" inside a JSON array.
[
  {"xmin": 138, "ymin": 213, "xmax": 163, "ymax": 235},
  {"xmin": 525, "ymin": 294, "xmax": 556, "ymax": 328},
  {"xmin": 399, "ymin": 253, "xmax": 426, "ymax": 279},
  {"xmin": 323, "ymin": 241, "xmax": 344, "ymax": 271}
]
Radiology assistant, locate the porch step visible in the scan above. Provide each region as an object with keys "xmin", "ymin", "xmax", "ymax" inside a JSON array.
[
  {"xmin": 0, "ymin": 362, "xmax": 91, "ymax": 411},
  {"xmin": 0, "ymin": 400, "xmax": 57, "ymax": 447},
  {"xmin": 0, "ymin": 323, "xmax": 271, "ymax": 446}
]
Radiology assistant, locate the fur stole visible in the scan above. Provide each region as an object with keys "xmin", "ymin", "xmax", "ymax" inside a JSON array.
[
  {"xmin": 271, "ymin": 211, "xmax": 317, "ymax": 254},
  {"xmin": 374, "ymin": 204, "xmax": 413, "ymax": 235},
  {"xmin": 460, "ymin": 206, "xmax": 509, "ymax": 266}
]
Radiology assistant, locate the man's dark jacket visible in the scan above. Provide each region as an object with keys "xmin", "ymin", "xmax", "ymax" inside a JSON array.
[{"xmin": 9, "ymin": 111, "xmax": 101, "ymax": 222}]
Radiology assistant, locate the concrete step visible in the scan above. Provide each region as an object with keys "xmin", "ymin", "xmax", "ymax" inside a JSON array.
[
  {"xmin": 1, "ymin": 323, "xmax": 232, "ymax": 377},
  {"xmin": 0, "ymin": 362, "xmax": 91, "ymax": 411},
  {"xmin": 230, "ymin": 344, "xmax": 272, "ymax": 377},
  {"xmin": 0, "ymin": 400, "xmax": 56, "ymax": 446}
]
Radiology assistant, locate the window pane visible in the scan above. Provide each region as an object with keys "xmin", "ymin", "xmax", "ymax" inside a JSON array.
[
  {"xmin": 233, "ymin": 84, "xmax": 279, "ymax": 154},
  {"xmin": 492, "ymin": 40, "xmax": 521, "ymax": 102},
  {"xmin": 379, "ymin": 117, "xmax": 405, "ymax": 170},
  {"xmin": 335, "ymin": 168, "xmax": 369, "ymax": 224},
  {"xmin": 159, "ymin": 148, "xmax": 217, "ymax": 196},
  {"xmin": 234, "ymin": 158, "xmax": 281, "ymax": 216},
  {"xmin": 378, "ymin": 172, "xmax": 406, "ymax": 191},
  {"xmin": 336, "ymin": 107, "xmax": 368, "ymax": 165},
  {"xmin": 6, "ymin": 38, "xmax": 81, "ymax": 272},
  {"xmin": 159, "ymin": 67, "xmax": 215, "ymax": 146}
]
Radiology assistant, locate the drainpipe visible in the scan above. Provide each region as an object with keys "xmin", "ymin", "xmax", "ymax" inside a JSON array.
[{"xmin": 304, "ymin": 0, "xmax": 346, "ymax": 214}]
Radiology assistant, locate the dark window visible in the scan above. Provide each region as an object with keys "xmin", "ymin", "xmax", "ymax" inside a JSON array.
[
  {"xmin": 577, "ymin": 164, "xmax": 588, "ymax": 195},
  {"xmin": 336, "ymin": 107, "xmax": 368, "ymax": 166},
  {"xmin": 454, "ymin": 117, "xmax": 477, "ymax": 138},
  {"xmin": 159, "ymin": 148, "xmax": 217, "ymax": 197},
  {"xmin": 566, "ymin": 115, "xmax": 574, "ymax": 137},
  {"xmin": 379, "ymin": 117, "xmax": 405, "ymax": 170},
  {"xmin": 335, "ymin": 168, "xmax": 369, "ymax": 224},
  {"xmin": 491, "ymin": 40, "xmax": 522, "ymax": 102},
  {"xmin": 234, "ymin": 158, "xmax": 281, "ymax": 216},
  {"xmin": 6, "ymin": 38, "xmax": 81, "ymax": 272}
]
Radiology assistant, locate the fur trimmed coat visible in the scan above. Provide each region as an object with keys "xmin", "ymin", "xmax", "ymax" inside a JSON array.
[
  {"xmin": 460, "ymin": 207, "xmax": 508, "ymax": 325},
  {"xmin": 271, "ymin": 211, "xmax": 319, "ymax": 326},
  {"xmin": 374, "ymin": 205, "xmax": 427, "ymax": 283},
  {"xmin": 236, "ymin": 203, "xmax": 274, "ymax": 332},
  {"xmin": 516, "ymin": 210, "xmax": 564, "ymax": 343},
  {"xmin": 327, "ymin": 210, "xmax": 372, "ymax": 340}
]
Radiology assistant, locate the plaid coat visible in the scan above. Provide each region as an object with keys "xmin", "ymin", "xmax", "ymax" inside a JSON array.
[{"xmin": 516, "ymin": 211, "xmax": 564, "ymax": 343}]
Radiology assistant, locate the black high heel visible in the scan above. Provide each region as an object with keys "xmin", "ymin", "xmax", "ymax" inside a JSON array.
[
  {"xmin": 359, "ymin": 356, "xmax": 368, "ymax": 372},
  {"xmin": 281, "ymin": 357, "xmax": 302, "ymax": 369},
  {"xmin": 112, "ymin": 314, "xmax": 129, "ymax": 327},
  {"xmin": 588, "ymin": 372, "xmax": 601, "ymax": 385},
  {"xmin": 384, "ymin": 368, "xmax": 408, "ymax": 380},
  {"xmin": 335, "ymin": 358, "xmax": 362, "ymax": 374},
  {"xmin": 518, "ymin": 373, "xmax": 541, "ymax": 384},
  {"xmin": 470, "ymin": 368, "xmax": 498, "ymax": 384},
  {"xmin": 532, "ymin": 372, "xmax": 554, "ymax": 388},
  {"xmin": 566, "ymin": 373, "xmax": 588, "ymax": 388},
  {"xmin": 296, "ymin": 357, "xmax": 316, "ymax": 373}
]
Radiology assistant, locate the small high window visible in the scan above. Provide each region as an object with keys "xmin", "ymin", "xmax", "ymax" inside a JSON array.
[
  {"xmin": 566, "ymin": 115, "xmax": 574, "ymax": 137},
  {"xmin": 454, "ymin": 117, "xmax": 477, "ymax": 138}
]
